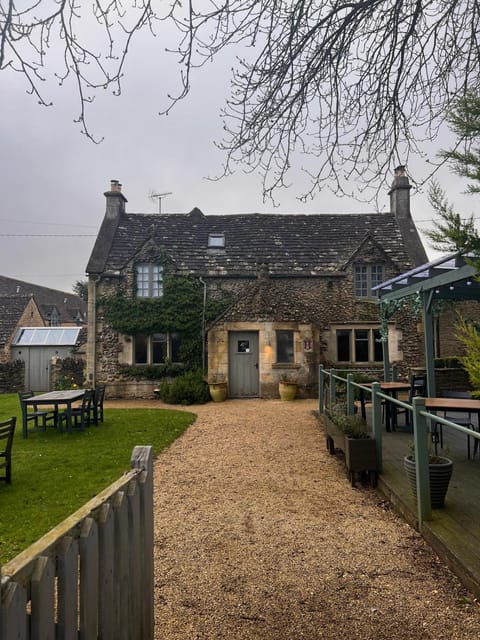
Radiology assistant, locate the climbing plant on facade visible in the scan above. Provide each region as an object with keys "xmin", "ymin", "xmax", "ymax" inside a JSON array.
[{"xmin": 100, "ymin": 275, "xmax": 233, "ymax": 369}]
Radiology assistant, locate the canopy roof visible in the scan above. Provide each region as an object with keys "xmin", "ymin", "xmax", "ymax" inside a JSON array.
[
  {"xmin": 374, "ymin": 251, "xmax": 480, "ymax": 393},
  {"xmin": 373, "ymin": 252, "xmax": 480, "ymax": 303}
]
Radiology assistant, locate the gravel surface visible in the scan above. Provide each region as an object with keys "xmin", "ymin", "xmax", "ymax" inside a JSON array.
[{"xmin": 111, "ymin": 398, "xmax": 480, "ymax": 639}]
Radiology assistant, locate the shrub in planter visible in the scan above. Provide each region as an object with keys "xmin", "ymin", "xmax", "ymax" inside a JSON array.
[{"xmin": 325, "ymin": 405, "xmax": 377, "ymax": 486}]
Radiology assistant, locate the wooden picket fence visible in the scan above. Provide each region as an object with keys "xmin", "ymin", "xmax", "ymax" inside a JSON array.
[{"xmin": 0, "ymin": 445, "xmax": 154, "ymax": 639}]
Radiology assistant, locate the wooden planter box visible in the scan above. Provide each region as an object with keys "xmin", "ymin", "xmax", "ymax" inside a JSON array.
[
  {"xmin": 345, "ymin": 436, "xmax": 377, "ymax": 487},
  {"xmin": 324, "ymin": 415, "xmax": 377, "ymax": 487}
]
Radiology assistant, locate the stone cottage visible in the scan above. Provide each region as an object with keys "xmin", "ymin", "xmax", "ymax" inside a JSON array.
[{"xmin": 85, "ymin": 167, "xmax": 428, "ymax": 398}]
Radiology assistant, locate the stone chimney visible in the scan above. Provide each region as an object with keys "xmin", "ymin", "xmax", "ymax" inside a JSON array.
[
  {"xmin": 388, "ymin": 166, "xmax": 428, "ymax": 266},
  {"xmin": 388, "ymin": 165, "xmax": 411, "ymax": 219},
  {"xmin": 104, "ymin": 179, "xmax": 127, "ymax": 220}
]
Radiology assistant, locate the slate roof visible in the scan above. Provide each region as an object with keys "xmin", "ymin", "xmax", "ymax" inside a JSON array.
[
  {"xmin": 87, "ymin": 208, "xmax": 421, "ymax": 277},
  {"xmin": 0, "ymin": 276, "xmax": 87, "ymax": 346}
]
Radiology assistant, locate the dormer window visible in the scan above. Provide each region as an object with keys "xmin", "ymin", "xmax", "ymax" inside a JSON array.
[
  {"xmin": 354, "ymin": 264, "xmax": 384, "ymax": 298},
  {"xmin": 136, "ymin": 264, "xmax": 163, "ymax": 298},
  {"xmin": 208, "ymin": 233, "xmax": 225, "ymax": 248}
]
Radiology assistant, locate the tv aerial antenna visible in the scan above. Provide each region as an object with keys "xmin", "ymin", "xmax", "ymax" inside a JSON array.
[{"xmin": 149, "ymin": 191, "xmax": 173, "ymax": 213}]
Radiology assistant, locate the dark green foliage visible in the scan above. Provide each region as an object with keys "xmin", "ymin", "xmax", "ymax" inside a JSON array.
[
  {"xmin": 119, "ymin": 363, "xmax": 186, "ymax": 380},
  {"xmin": 158, "ymin": 370, "xmax": 210, "ymax": 405},
  {"xmin": 440, "ymin": 92, "xmax": 480, "ymax": 194},
  {"xmin": 101, "ymin": 276, "xmax": 234, "ymax": 370},
  {"xmin": 73, "ymin": 280, "xmax": 88, "ymax": 301},
  {"xmin": 426, "ymin": 92, "xmax": 480, "ymax": 264}
]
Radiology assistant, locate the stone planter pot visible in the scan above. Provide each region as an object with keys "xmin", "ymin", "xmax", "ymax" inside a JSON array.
[
  {"xmin": 209, "ymin": 382, "xmax": 227, "ymax": 402},
  {"xmin": 345, "ymin": 436, "xmax": 377, "ymax": 487},
  {"xmin": 278, "ymin": 381, "xmax": 297, "ymax": 401},
  {"xmin": 403, "ymin": 455, "xmax": 453, "ymax": 508}
]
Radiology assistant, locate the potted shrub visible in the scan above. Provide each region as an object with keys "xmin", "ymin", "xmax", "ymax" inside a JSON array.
[
  {"xmin": 342, "ymin": 419, "xmax": 377, "ymax": 487},
  {"xmin": 403, "ymin": 448, "xmax": 453, "ymax": 508},
  {"xmin": 207, "ymin": 373, "xmax": 228, "ymax": 402},
  {"xmin": 278, "ymin": 374, "xmax": 297, "ymax": 401},
  {"xmin": 324, "ymin": 403, "xmax": 347, "ymax": 453},
  {"xmin": 323, "ymin": 404, "xmax": 377, "ymax": 486}
]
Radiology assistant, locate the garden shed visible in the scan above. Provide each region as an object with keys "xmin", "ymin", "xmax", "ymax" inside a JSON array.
[
  {"xmin": 11, "ymin": 326, "xmax": 83, "ymax": 391},
  {"xmin": 374, "ymin": 251, "xmax": 480, "ymax": 394}
]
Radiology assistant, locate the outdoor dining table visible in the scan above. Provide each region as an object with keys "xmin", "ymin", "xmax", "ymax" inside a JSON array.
[
  {"xmin": 24, "ymin": 389, "xmax": 86, "ymax": 433},
  {"xmin": 359, "ymin": 381, "xmax": 412, "ymax": 431},
  {"xmin": 424, "ymin": 396, "xmax": 480, "ymax": 457}
]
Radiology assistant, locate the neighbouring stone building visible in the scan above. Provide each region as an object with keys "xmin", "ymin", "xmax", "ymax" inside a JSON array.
[
  {"xmin": 85, "ymin": 167, "xmax": 438, "ymax": 399},
  {"xmin": 0, "ymin": 276, "xmax": 87, "ymax": 391}
]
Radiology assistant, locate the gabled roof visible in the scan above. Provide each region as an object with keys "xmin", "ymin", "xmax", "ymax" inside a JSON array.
[
  {"xmin": 88, "ymin": 208, "xmax": 421, "ymax": 277},
  {"xmin": 0, "ymin": 276, "xmax": 87, "ymax": 347}
]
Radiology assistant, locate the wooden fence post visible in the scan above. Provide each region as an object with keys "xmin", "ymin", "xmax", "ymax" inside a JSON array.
[
  {"xmin": 131, "ymin": 445, "xmax": 154, "ymax": 640},
  {"xmin": 318, "ymin": 365, "xmax": 324, "ymax": 414},
  {"xmin": 347, "ymin": 374, "xmax": 354, "ymax": 415},
  {"xmin": 412, "ymin": 397, "xmax": 432, "ymax": 529},
  {"xmin": 371, "ymin": 382, "xmax": 383, "ymax": 474}
]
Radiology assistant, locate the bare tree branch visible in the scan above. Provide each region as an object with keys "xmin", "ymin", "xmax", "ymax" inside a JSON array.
[{"xmin": 1, "ymin": 1, "xmax": 480, "ymax": 199}]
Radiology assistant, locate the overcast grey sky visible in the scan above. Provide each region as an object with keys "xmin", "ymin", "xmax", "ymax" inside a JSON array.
[{"xmin": 0, "ymin": 26, "xmax": 477, "ymax": 294}]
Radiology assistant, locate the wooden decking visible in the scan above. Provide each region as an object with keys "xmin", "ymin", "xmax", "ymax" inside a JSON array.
[{"xmin": 373, "ymin": 413, "xmax": 480, "ymax": 599}]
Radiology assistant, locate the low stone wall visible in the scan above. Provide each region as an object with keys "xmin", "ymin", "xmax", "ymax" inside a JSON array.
[
  {"xmin": 50, "ymin": 357, "xmax": 85, "ymax": 389},
  {"xmin": 0, "ymin": 360, "xmax": 24, "ymax": 393},
  {"xmin": 435, "ymin": 368, "xmax": 471, "ymax": 394},
  {"xmin": 103, "ymin": 380, "xmax": 161, "ymax": 399}
]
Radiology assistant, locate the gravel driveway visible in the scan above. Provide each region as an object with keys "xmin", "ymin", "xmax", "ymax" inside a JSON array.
[{"xmin": 115, "ymin": 398, "xmax": 480, "ymax": 638}]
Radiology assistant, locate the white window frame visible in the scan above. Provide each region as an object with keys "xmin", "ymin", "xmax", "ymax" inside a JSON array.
[
  {"xmin": 136, "ymin": 264, "xmax": 163, "ymax": 298},
  {"xmin": 208, "ymin": 233, "xmax": 226, "ymax": 248},
  {"xmin": 354, "ymin": 264, "xmax": 384, "ymax": 298}
]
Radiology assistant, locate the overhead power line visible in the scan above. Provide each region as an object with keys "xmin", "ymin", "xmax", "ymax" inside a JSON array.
[
  {"xmin": 0, "ymin": 233, "xmax": 95, "ymax": 237},
  {"xmin": 0, "ymin": 218, "xmax": 98, "ymax": 229}
]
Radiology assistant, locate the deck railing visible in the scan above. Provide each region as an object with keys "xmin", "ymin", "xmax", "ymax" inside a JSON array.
[
  {"xmin": 0, "ymin": 445, "xmax": 154, "ymax": 640},
  {"xmin": 318, "ymin": 366, "xmax": 480, "ymax": 530}
]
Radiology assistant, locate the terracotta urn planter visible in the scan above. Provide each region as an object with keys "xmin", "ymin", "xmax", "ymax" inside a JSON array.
[
  {"xmin": 403, "ymin": 455, "xmax": 453, "ymax": 508},
  {"xmin": 278, "ymin": 381, "xmax": 297, "ymax": 401},
  {"xmin": 208, "ymin": 382, "xmax": 228, "ymax": 402}
]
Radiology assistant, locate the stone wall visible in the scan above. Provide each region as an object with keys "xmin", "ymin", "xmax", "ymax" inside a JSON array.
[
  {"xmin": 50, "ymin": 357, "xmax": 85, "ymax": 390},
  {"xmin": 0, "ymin": 360, "xmax": 24, "ymax": 393},
  {"xmin": 89, "ymin": 246, "xmax": 425, "ymax": 398}
]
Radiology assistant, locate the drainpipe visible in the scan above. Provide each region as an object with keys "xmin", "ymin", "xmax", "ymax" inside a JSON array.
[
  {"xmin": 87, "ymin": 276, "xmax": 98, "ymax": 388},
  {"xmin": 199, "ymin": 278, "xmax": 207, "ymax": 375}
]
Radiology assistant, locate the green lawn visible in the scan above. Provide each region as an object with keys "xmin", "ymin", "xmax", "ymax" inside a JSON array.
[{"xmin": 0, "ymin": 394, "xmax": 196, "ymax": 565}]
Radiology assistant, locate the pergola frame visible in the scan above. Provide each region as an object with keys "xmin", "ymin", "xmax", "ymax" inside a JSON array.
[{"xmin": 373, "ymin": 252, "xmax": 480, "ymax": 394}]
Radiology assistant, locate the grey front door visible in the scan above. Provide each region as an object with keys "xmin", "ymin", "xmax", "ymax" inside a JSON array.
[{"xmin": 228, "ymin": 331, "xmax": 259, "ymax": 397}]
